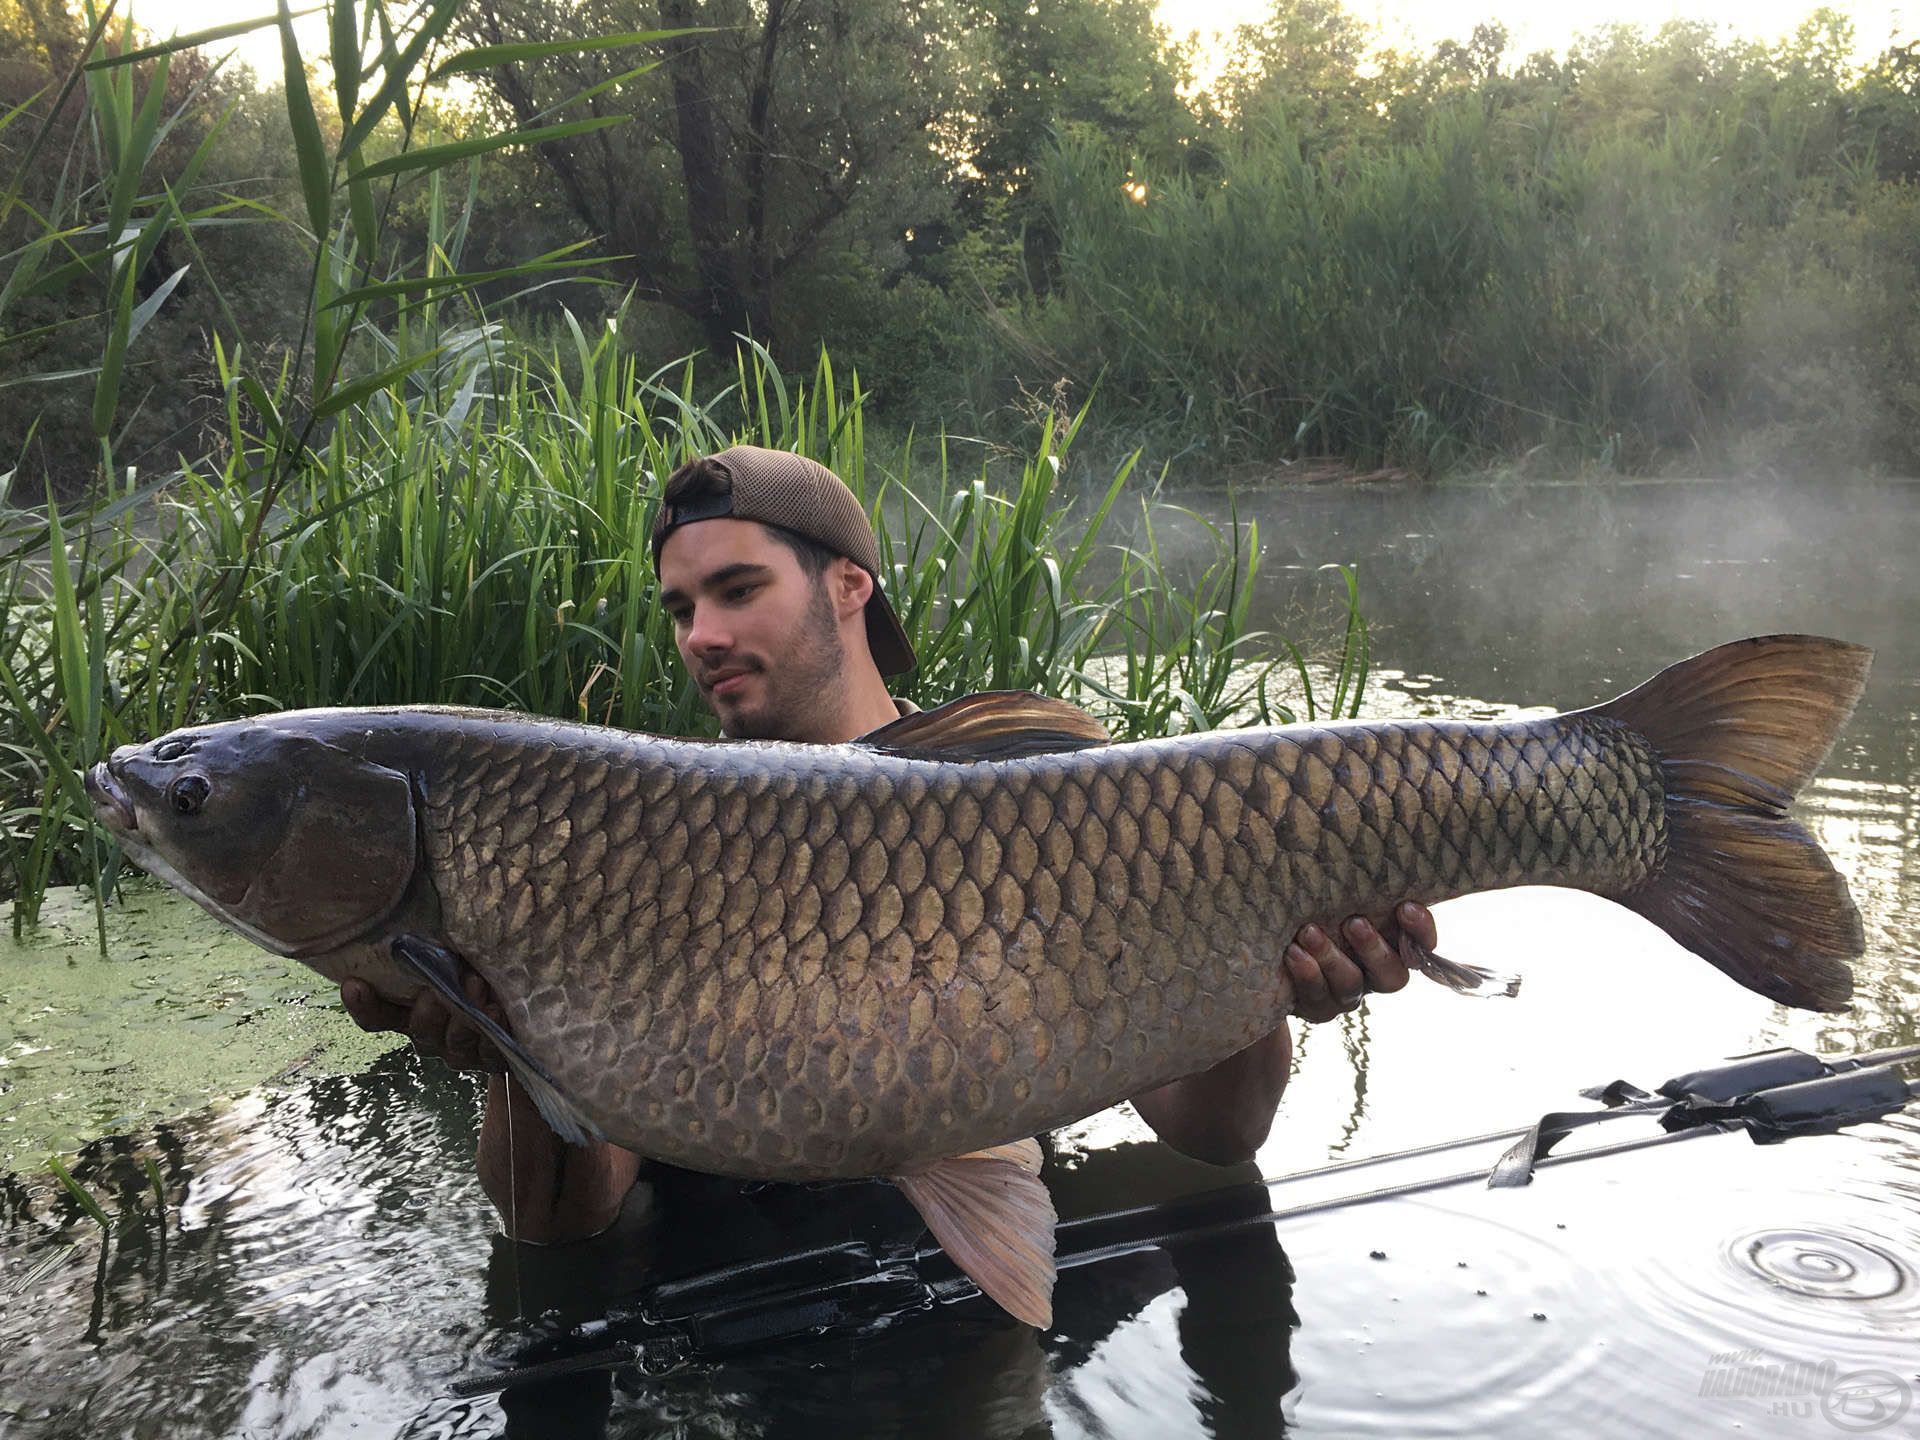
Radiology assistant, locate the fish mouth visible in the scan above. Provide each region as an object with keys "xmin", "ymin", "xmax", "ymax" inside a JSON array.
[
  {"xmin": 79, "ymin": 761, "xmax": 291, "ymax": 954},
  {"xmin": 84, "ymin": 761, "xmax": 137, "ymax": 833}
]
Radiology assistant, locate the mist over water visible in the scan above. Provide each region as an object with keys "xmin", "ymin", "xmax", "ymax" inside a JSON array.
[
  {"xmin": 1, "ymin": 478, "xmax": 1915, "ymax": 1437},
  {"xmin": 1230, "ymin": 475, "xmax": 1920, "ymax": 707}
]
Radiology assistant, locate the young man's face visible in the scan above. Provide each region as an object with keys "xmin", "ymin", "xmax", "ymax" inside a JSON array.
[{"xmin": 656, "ymin": 517, "xmax": 855, "ymax": 741}]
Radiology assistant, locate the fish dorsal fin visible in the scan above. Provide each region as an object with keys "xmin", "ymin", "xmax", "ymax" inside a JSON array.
[
  {"xmin": 858, "ymin": 692, "xmax": 1110, "ymax": 762},
  {"xmin": 892, "ymin": 1139, "xmax": 1057, "ymax": 1328}
]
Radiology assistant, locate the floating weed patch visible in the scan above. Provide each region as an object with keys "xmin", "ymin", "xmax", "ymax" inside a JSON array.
[{"xmin": 0, "ymin": 883, "xmax": 400, "ymax": 1169}]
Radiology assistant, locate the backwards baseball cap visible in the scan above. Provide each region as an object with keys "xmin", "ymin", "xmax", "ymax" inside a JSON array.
[{"xmin": 651, "ymin": 445, "xmax": 917, "ymax": 676}]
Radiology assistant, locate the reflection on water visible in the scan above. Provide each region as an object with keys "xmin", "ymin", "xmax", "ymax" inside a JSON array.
[
  {"xmin": 0, "ymin": 1071, "xmax": 1300, "ymax": 1439},
  {"xmin": 2, "ymin": 479, "xmax": 1917, "ymax": 1437}
]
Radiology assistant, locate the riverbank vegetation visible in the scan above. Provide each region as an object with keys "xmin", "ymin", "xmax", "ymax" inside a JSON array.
[
  {"xmin": 7, "ymin": 1, "xmax": 1920, "ymax": 490},
  {"xmin": 2, "ymin": 334, "xmax": 1364, "ymax": 918}
]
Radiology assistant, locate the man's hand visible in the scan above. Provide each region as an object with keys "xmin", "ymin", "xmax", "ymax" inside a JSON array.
[
  {"xmin": 1285, "ymin": 901, "xmax": 1430, "ymax": 1023},
  {"xmin": 340, "ymin": 974, "xmax": 509, "ymax": 1074},
  {"xmin": 1130, "ymin": 902, "xmax": 1436, "ymax": 1163}
]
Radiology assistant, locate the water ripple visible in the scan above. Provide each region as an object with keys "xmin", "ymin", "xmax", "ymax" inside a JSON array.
[{"xmin": 1729, "ymin": 1228, "xmax": 1916, "ymax": 1307}]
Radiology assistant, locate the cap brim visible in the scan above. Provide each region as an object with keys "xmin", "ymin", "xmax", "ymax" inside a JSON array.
[{"xmin": 864, "ymin": 590, "xmax": 917, "ymax": 677}]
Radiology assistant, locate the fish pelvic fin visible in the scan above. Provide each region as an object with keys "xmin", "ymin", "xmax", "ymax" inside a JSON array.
[
  {"xmin": 390, "ymin": 936, "xmax": 605, "ymax": 1146},
  {"xmin": 893, "ymin": 1139, "xmax": 1056, "ymax": 1329},
  {"xmin": 1591, "ymin": 634, "xmax": 1872, "ymax": 1013}
]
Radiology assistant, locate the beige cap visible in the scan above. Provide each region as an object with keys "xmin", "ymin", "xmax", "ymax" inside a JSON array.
[{"xmin": 652, "ymin": 445, "xmax": 917, "ymax": 676}]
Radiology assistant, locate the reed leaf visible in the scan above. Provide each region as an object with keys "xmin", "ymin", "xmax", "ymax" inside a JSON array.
[
  {"xmin": 353, "ymin": 116, "xmax": 629, "ymax": 182},
  {"xmin": 429, "ymin": 30, "xmax": 697, "ymax": 81},
  {"xmin": 47, "ymin": 1154, "xmax": 112, "ymax": 1231},
  {"xmin": 278, "ymin": 0, "xmax": 332, "ymax": 242},
  {"xmin": 83, "ymin": 8, "xmax": 321, "ymax": 70}
]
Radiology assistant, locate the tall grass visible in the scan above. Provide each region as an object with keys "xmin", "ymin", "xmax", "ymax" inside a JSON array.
[{"xmin": 1, "ymin": 332, "xmax": 1369, "ymax": 925}]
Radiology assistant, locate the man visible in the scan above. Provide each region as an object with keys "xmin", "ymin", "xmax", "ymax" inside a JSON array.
[{"xmin": 341, "ymin": 445, "xmax": 1436, "ymax": 1243}]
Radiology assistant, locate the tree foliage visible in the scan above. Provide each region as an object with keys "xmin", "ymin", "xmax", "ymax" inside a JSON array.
[
  {"xmin": 448, "ymin": 0, "xmax": 977, "ymax": 355},
  {"xmin": 1020, "ymin": 5, "xmax": 1920, "ymax": 471},
  {"xmin": 6, "ymin": 0, "xmax": 1920, "ymax": 495}
]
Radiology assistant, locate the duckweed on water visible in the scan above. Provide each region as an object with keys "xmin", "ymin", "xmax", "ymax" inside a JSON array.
[{"xmin": 0, "ymin": 882, "xmax": 400, "ymax": 1171}]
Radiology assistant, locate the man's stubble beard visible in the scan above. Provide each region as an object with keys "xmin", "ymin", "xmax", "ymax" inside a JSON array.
[{"xmin": 719, "ymin": 579, "xmax": 846, "ymax": 741}]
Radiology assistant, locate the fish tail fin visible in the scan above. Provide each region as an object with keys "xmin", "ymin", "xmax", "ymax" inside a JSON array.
[
  {"xmin": 894, "ymin": 1139, "xmax": 1056, "ymax": 1328},
  {"xmin": 1593, "ymin": 635, "xmax": 1871, "ymax": 1012}
]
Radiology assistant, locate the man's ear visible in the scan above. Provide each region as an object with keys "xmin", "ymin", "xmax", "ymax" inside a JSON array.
[{"xmin": 829, "ymin": 556, "xmax": 874, "ymax": 620}]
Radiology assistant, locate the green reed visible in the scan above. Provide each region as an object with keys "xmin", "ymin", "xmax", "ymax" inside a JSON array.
[
  {"xmin": 1, "ymin": 331, "xmax": 1370, "ymax": 923},
  {"xmin": 46, "ymin": 1153, "xmax": 113, "ymax": 1231}
]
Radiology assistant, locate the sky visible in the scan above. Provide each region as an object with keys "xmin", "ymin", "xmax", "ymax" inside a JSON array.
[
  {"xmin": 1160, "ymin": 0, "xmax": 1910, "ymax": 59},
  {"xmin": 143, "ymin": 0, "xmax": 1914, "ymax": 88}
]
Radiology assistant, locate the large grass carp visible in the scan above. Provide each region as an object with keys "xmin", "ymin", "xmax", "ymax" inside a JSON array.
[{"xmin": 85, "ymin": 635, "xmax": 1870, "ymax": 1326}]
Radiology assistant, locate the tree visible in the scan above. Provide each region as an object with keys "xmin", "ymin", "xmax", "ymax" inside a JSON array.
[
  {"xmin": 962, "ymin": 0, "xmax": 1197, "ymax": 206},
  {"xmin": 944, "ymin": 0, "xmax": 1198, "ymax": 296},
  {"xmin": 452, "ymin": 0, "xmax": 975, "ymax": 357},
  {"xmin": 1212, "ymin": 0, "xmax": 1388, "ymax": 156}
]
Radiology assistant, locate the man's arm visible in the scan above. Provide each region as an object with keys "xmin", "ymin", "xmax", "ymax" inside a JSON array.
[
  {"xmin": 340, "ymin": 976, "xmax": 642, "ymax": 1244},
  {"xmin": 475, "ymin": 1069, "xmax": 644, "ymax": 1243},
  {"xmin": 1128, "ymin": 903, "xmax": 1433, "ymax": 1166}
]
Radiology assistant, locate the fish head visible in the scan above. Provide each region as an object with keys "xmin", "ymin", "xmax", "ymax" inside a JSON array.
[{"xmin": 85, "ymin": 719, "xmax": 420, "ymax": 958}]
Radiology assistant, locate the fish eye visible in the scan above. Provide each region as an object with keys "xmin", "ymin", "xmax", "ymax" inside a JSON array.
[
  {"xmin": 154, "ymin": 737, "xmax": 195, "ymax": 763},
  {"xmin": 169, "ymin": 775, "xmax": 211, "ymax": 815}
]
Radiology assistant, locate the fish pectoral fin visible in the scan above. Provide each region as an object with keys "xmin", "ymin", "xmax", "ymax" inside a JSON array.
[
  {"xmin": 1396, "ymin": 928, "xmax": 1522, "ymax": 999},
  {"xmin": 857, "ymin": 692, "xmax": 1110, "ymax": 762},
  {"xmin": 893, "ymin": 1139, "xmax": 1056, "ymax": 1329},
  {"xmin": 389, "ymin": 936, "xmax": 604, "ymax": 1147}
]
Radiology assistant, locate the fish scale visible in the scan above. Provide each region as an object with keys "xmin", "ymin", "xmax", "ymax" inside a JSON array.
[{"xmin": 414, "ymin": 710, "xmax": 1667, "ymax": 1181}]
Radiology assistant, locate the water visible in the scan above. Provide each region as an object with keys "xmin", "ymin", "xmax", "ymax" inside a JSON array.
[{"xmin": 2, "ymin": 478, "xmax": 1916, "ymax": 1438}]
